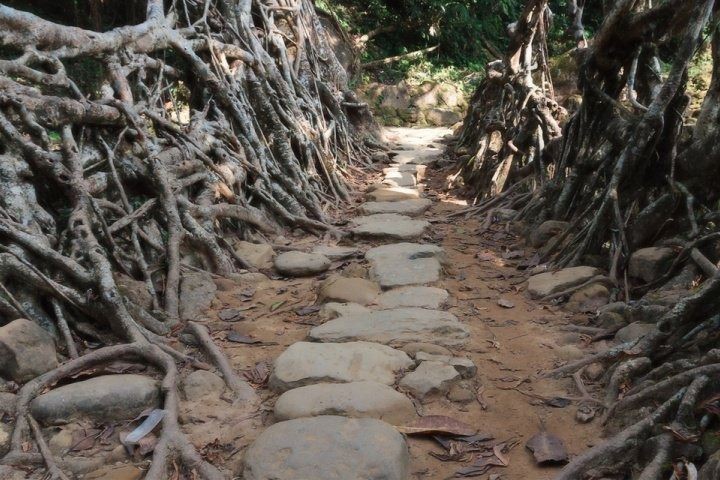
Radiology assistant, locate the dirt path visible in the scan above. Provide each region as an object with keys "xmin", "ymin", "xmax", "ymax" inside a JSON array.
[{"xmin": 194, "ymin": 127, "xmax": 602, "ymax": 479}]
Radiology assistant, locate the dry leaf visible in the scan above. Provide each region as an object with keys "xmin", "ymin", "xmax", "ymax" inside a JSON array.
[
  {"xmin": 396, "ymin": 415, "xmax": 477, "ymax": 437},
  {"xmin": 525, "ymin": 430, "xmax": 568, "ymax": 464}
]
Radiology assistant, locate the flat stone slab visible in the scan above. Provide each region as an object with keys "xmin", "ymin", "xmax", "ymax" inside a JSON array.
[
  {"xmin": 382, "ymin": 171, "xmax": 416, "ymax": 187},
  {"xmin": 312, "ymin": 245, "xmax": 359, "ymax": 261},
  {"xmin": 243, "ymin": 416, "xmax": 409, "ymax": 480},
  {"xmin": 269, "ymin": 342, "xmax": 413, "ymax": 392},
  {"xmin": 414, "ymin": 352, "xmax": 477, "ymax": 378},
  {"xmin": 366, "ymin": 243, "xmax": 445, "ymax": 288},
  {"xmin": 274, "ymin": 251, "xmax": 331, "ymax": 277},
  {"xmin": 274, "ymin": 382, "xmax": 416, "ymax": 424},
  {"xmin": 384, "ymin": 164, "xmax": 427, "ymax": 182},
  {"xmin": 366, "ymin": 186, "xmax": 420, "ymax": 202},
  {"xmin": 399, "ymin": 361, "xmax": 460, "ymax": 400},
  {"xmin": 351, "ymin": 214, "xmax": 429, "ymax": 241},
  {"xmin": 319, "ymin": 275, "xmax": 381, "ymax": 305},
  {"xmin": 360, "ymin": 199, "xmax": 432, "ymax": 217},
  {"xmin": 308, "ymin": 308, "xmax": 469, "ymax": 347},
  {"xmin": 377, "ymin": 286, "xmax": 449, "ymax": 309},
  {"xmin": 527, "ymin": 266, "xmax": 601, "ymax": 299},
  {"xmin": 31, "ymin": 375, "xmax": 160, "ymax": 425},
  {"xmin": 391, "ymin": 148, "xmax": 442, "ymax": 165}
]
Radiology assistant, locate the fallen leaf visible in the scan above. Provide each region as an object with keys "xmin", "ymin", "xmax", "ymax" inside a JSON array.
[
  {"xmin": 269, "ymin": 300, "xmax": 286, "ymax": 312},
  {"xmin": 497, "ymin": 299, "xmax": 515, "ymax": 309},
  {"xmin": 397, "ymin": 415, "xmax": 477, "ymax": 437},
  {"xmin": 71, "ymin": 428, "xmax": 102, "ymax": 451},
  {"xmin": 525, "ymin": 430, "xmax": 569, "ymax": 464}
]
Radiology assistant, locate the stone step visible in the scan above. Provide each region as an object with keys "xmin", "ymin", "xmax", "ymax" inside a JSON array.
[
  {"xmin": 382, "ymin": 171, "xmax": 416, "ymax": 187},
  {"xmin": 366, "ymin": 186, "xmax": 420, "ymax": 202},
  {"xmin": 243, "ymin": 416, "xmax": 408, "ymax": 480},
  {"xmin": 377, "ymin": 286, "xmax": 449, "ymax": 309},
  {"xmin": 274, "ymin": 382, "xmax": 416, "ymax": 424},
  {"xmin": 392, "ymin": 148, "xmax": 442, "ymax": 165},
  {"xmin": 269, "ymin": 341, "xmax": 413, "ymax": 392},
  {"xmin": 383, "ymin": 164, "xmax": 427, "ymax": 182},
  {"xmin": 350, "ymin": 214, "xmax": 429, "ymax": 241},
  {"xmin": 360, "ymin": 199, "xmax": 432, "ymax": 217},
  {"xmin": 311, "ymin": 245, "xmax": 360, "ymax": 261},
  {"xmin": 366, "ymin": 242, "xmax": 445, "ymax": 288},
  {"xmin": 308, "ymin": 307, "xmax": 469, "ymax": 348}
]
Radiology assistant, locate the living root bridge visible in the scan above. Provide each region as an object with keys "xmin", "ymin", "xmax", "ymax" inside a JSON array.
[{"xmin": 0, "ymin": 0, "xmax": 377, "ymax": 477}]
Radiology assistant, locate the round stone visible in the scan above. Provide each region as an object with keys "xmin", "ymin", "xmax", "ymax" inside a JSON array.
[{"xmin": 274, "ymin": 251, "xmax": 331, "ymax": 277}]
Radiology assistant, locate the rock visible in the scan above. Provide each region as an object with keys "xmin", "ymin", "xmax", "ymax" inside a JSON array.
[
  {"xmin": 554, "ymin": 345, "xmax": 584, "ymax": 361},
  {"xmin": 319, "ymin": 275, "xmax": 381, "ymax": 305},
  {"xmin": 383, "ymin": 164, "xmax": 427, "ymax": 182},
  {"xmin": 0, "ymin": 319, "xmax": 58, "ymax": 383},
  {"xmin": 628, "ymin": 247, "xmax": 675, "ymax": 283},
  {"xmin": 360, "ymin": 199, "xmax": 432, "ymax": 217},
  {"xmin": 274, "ymin": 251, "xmax": 331, "ymax": 277},
  {"xmin": 179, "ymin": 271, "xmax": 217, "ymax": 320},
  {"xmin": 414, "ymin": 352, "xmax": 476, "ymax": 378},
  {"xmin": 399, "ymin": 342, "xmax": 453, "ymax": 358},
  {"xmin": 182, "ymin": 370, "xmax": 225, "ymax": 400},
  {"xmin": 309, "ymin": 308, "xmax": 469, "ymax": 348},
  {"xmin": 528, "ymin": 220, "xmax": 569, "ymax": 248},
  {"xmin": 84, "ymin": 465, "xmax": 143, "ymax": 480},
  {"xmin": 0, "ymin": 466, "xmax": 25, "ymax": 480},
  {"xmin": 598, "ymin": 311, "xmax": 628, "ymax": 330},
  {"xmin": 342, "ymin": 263, "xmax": 369, "ymax": 278},
  {"xmin": 269, "ymin": 342, "xmax": 413, "ymax": 392},
  {"xmin": 399, "ymin": 361, "xmax": 460, "ymax": 400},
  {"xmin": 566, "ymin": 284, "xmax": 610, "ymax": 313},
  {"xmin": 615, "ymin": 322, "xmax": 657, "ymax": 343},
  {"xmin": 115, "ymin": 273, "xmax": 153, "ymax": 310},
  {"xmin": 527, "ymin": 266, "xmax": 601, "ymax": 299},
  {"xmin": 377, "ymin": 286, "xmax": 449, "ymax": 309},
  {"xmin": 243, "ymin": 416, "xmax": 408, "ymax": 480},
  {"xmin": 366, "ymin": 186, "xmax": 420, "ymax": 202},
  {"xmin": 274, "ymin": 382, "xmax": 416, "ymax": 424},
  {"xmin": 584, "ymin": 363, "xmax": 605, "ymax": 381},
  {"xmin": 382, "ymin": 171, "xmax": 416, "ymax": 187},
  {"xmin": 0, "ymin": 392, "xmax": 16, "ymax": 416},
  {"xmin": 31, "ymin": 374, "xmax": 160, "ymax": 425},
  {"xmin": 351, "ymin": 214, "xmax": 429, "ymax": 241},
  {"xmin": 425, "ymin": 108, "xmax": 462, "ymax": 126},
  {"xmin": 319, "ymin": 302, "xmax": 370, "ymax": 320},
  {"xmin": 447, "ymin": 382, "xmax": 476, "ymax": 403},
  {"xmin": 392, "ymin": 148, "xmax": 442, "ymax": 165},
  {"xmin": 494, "ymin": 208, "xmax": 518, "ymax": 221},
  {"xmin": 234, "ymin": 241, "xmax": 276, "ymax": 269},
  {"xmin": 48, "ymin": 427, "xmax": 77, "ymax": 454},
  {"xmin": 230, "ymin": 271, "xmax": 270, "ymax": 283},
  {"xmin": 366, "ymin": 243, "xmax": 445, "ymax": 288},
  {"xmin": 0, "ymin": 423, "xmax": 10, "ymax": 455},
  {"xmin": 312, "ymin": 245, "xmax": 359, "ymax": 261}
]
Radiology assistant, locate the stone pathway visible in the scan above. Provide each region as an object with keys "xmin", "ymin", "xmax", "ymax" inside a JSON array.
[{"xmin": 242, "ymin": 129, "xmax": 476, "ymax": 479}]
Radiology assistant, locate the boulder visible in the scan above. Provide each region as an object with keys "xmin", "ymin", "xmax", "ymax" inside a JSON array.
[
  {"xmin": 311, "ymin": 245, "xmax": 359, "ymax": 261},
  {"xmin": 366, "ymin": 243, "xmax": 445, "ymax": 288},
  {"xmin": 309, "ymin": 308, "xmax": 469, "ymax": 348},
  {"xmin": 269, "ymin": 342, "xmax": 413, "ymax": 392},
  {"xmin": 0, "ymin": 319, "xmax": 58, "ymax": 383},
  {"xmin": 366, "ymin": 186, "xmax": 420, "ymax": 202},
  {"xmin": 319, "ymin": 275, "xmax": 381, "ymax": 305},
  {"xmin": 115, "ymin": 274, "xmax": 153, "ymax": 310},
  {"xmin": 377, "ymin": 286, "xmax": 449, "ymax": 309},
  {"xmin": 274, "ymin": 251, "xmax": 331, "ymax": 277},
  {"xmin": 615, "ymin": 322, "xmax": 657, "ymax": 344},
  {"xmin": 399, "ymin": 361, "xmax": 460, "ymax": 400},
  {"xmin": 414, "ymin": 352, "xmax": 476, "ymax": 378},
  {"xmin": 527, "ymin": 266, "xmax": 601, "ymax": 299},
  {"xmin": 274, "ymin": 382, "xmax": 416, "ymax": 424},
  {"xmin": 566, "ymin": 284, "xmax": 610, "ymax": 313},
  {"xmin": 179, "ymin": 271, "xmax": 217, "ymax": 320},
  {"xmin": 628, "ymin": 247, "xmax": 675, "ymax": 283},
  {"xmin": 234, "ymin": 241, "xmax": 275, "ymax": 269},
  {"xmin": 350, "ymin": 214, "xmax": 429, "ymax": 241},
  {"xmin": 243, "ymin": 416, "xmax": 408, "ymax": 480},
  {"xmin": 182, "ymin": 370, "xmax": 225, "ymax": 400},
  {"xmin": 360, "ymin": 199, "xmax": 432, "ymax": 217},
  {"xmin": 528, "ymin": 220, "xmax": 569, "ymax": 248},
  {"xmin": 31, "ymin": 374, "xmax": 160, "ymax": 425},
  {"xmin": 425, "ymin": 108, "xmax": 462, "ymax": 126}
]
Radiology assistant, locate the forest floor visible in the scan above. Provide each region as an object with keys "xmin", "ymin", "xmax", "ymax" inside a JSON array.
[
  {"xmin": 9, "ymin": 128, "xmax": 613, "ymax": 480},
  {"xmin": 186, "ymin": 127, "xmax": 604, "ymax": 479}
]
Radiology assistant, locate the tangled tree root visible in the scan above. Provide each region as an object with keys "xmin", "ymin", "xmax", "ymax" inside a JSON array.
[{"xmin": 0, "ymin": 0, "xmax": 378, "ymax": 477}]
